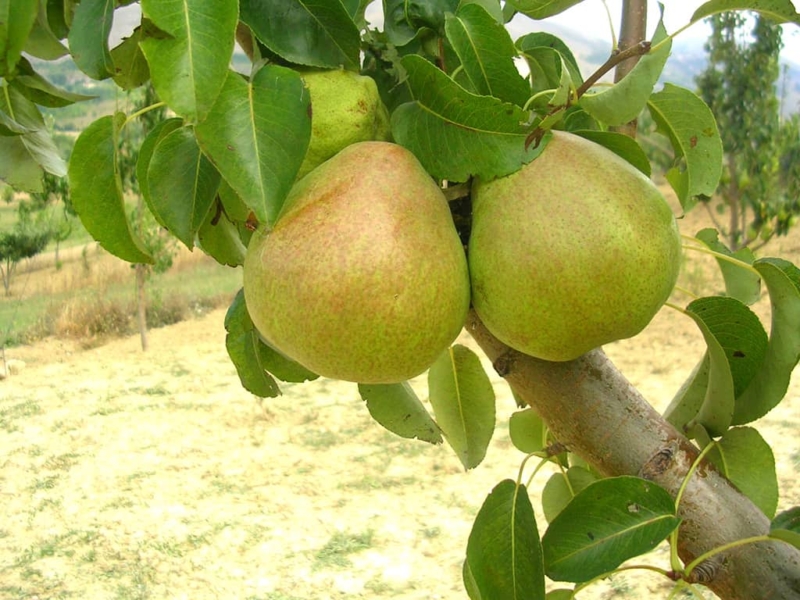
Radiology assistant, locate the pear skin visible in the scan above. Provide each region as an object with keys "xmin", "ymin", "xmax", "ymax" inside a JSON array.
[
  {"xmin": 469, "ymin": 131, "xmax": 681, "ymax": 361},
  {"xmin": 244, "ymin": 141, "xmax": 470, "ymax": 383}
]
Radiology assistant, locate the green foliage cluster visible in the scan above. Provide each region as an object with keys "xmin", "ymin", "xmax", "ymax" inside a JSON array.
[{"xmin": 2, "ymin": 1, "xmax": 800, "ymax": 599}]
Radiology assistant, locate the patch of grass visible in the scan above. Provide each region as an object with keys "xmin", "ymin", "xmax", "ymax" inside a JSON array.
[
  {"xmin": 0, "ymin": 399, "xmax": 43, "ymax": 432},
  {"xmin": 340, "ymin": 475, "xmax": 418, "ymax": 491},
  {"xmin": 247, "ymin": 593, "xmax": 307, "ymax": 600},
  {"xmin": 43, "ymin": 452, "xmax": 80, "ymax": 471},
  {"xmin": 27, "ymin": 475, "xmax": 60, "ymax": 492},
  {"xmin": 313, "ymin": 529, "xmax": 374, "ymax": 570},
  {"xmin": 298, "ymin": 429, "xmax": 341, "ymax": 449},
  {"xmin": 13, "ymin": 530, "xmax": 98, "ymax": 569}
]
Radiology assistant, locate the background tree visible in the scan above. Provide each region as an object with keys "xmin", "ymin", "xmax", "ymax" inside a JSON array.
[
  {"xmin": 30, "ymin": 171, "xmax": 73, "ymax": 268},
  {"xmin": 117, "ymin": 83, "xmax": 175, "ymax": 351},
  {"xmin": 2, "ymin": 1, "xmax": 800, "ymax": 599},
  {"xmin": 0, "ymin": 219, "xmax": 51, "ymax": 296},
  {"xmin": 696, "ymin": 11, "xmax": 800, "ymax": 249}
]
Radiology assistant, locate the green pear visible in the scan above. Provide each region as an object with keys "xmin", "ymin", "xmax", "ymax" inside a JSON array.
[
  {"xmin": 469, "ymin": 131, "xmax": 681, "ymax": 361},
  {"xmin": 243, "ymin": 141, "xmax": 470, "ymax": 384},
  {"xmin": 296, "ymin": 69, "xmax": 392, "ymax": 180}
]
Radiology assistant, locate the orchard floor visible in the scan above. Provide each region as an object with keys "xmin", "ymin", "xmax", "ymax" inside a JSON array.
[{"xmin": 1, "ymin": 206, "xmax": 799, "ymax": 600}]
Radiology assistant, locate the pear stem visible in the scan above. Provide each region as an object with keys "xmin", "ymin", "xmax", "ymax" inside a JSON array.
[{"xmin": 442, "ymin": 182, "xmax": 470, "ymax": 202}]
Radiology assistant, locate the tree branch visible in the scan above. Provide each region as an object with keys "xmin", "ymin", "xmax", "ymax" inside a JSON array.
[
  {"xmin": 613, "ymin": 0, "xmax": 648, "ymax": 137},
  {"xmin": 466, "ymin": 310, "xmax": 800, "ymax": 600}
]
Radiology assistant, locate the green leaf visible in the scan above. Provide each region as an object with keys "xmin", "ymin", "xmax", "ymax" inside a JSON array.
[
  {"xmin": 0, "ymin": 0, "xmax": 39, "ymax": 76},
  {"xmin": 196, "ymin": 199, "xmax": 247, "ymax": 267},
  {"xmin": 572, "ymin": 130, "xmax": 651, "ymax": 176},
  {"xmin": 383, "ymin": 0, "xmax": 460, "ymax": 46},
  {"xmin": 0, "ymin": 134, "xmax": 44, "ymax": 191},
  {"xmin": 463, "ymin": 559, "xmax": 482, "ymax": 600},
  {"xmin": 428, "ymin": 344, "xmax": 496, "ymax": 470},
  {"xmin": 546, "ymin": 591, "xmax": 575, "ymax": 600},
  {"xmin": 772, "ymin": 507, "xmax": 800, "ymax": 532},
  {"xmin": 224, "ymin": 290, "xmax": 281, "ymax": 398},
  {"xmin": 240, "ymin": 0, "xmax": 361, "ymax": 69},
  {"xmin": 46, "ymin": 0, "xmax": 70, "ymax": 39},
  {"xmin": 358, "ymin": 382, "xmax": 444, "ymax": 444},
  {"xmin": 23, "ymin": 3, "xmax": 68, "ymax": 61},
  {"xmin": 110, "ymin": 24, "xmax": 150, "ymax": 90},
  {"xmin": 541, "ymin": 467, "xmax": 598, "ymax": 523},
  {"xmin": 770, "ymin": 528, "xmax": 800, "ymax": 550},
  {"xmin": 466, "ymin": 479, "xmax": 546, "ymax": 600},
  {"xmin": 225, "ymin": 290, "xmax": 317, "ymax": 391},
  {"xmin": 0, "ymin": 109, "xmax": 31, "ymax": 136},
  {"xmin": 733, "ymin": 258, "xmax": 800, "ymax": 424},
  {"xmin": 459, "ymin": 0, "xmax": 504, "ymax": 23},
  {"xmin": 542, "ymin": 476, "xmax": 679, "ymax": 583},
  {"xmin": 68, "ymin": 0, "xmax": 114, "ymax": 79},
  {"xmin": 68, "ymin": 114, "xmax": 154, "ymax": 264},
  {"xmin": 691, "ymin": 0, "xmax": 800, "ymax": 25},
  {"xmin": 509, "ymin": 408, "xmax": 547, "ymax": 454},
  {"xmin": 506, "ymin": 0, "xmax": 583, "ymax": 19},
  {"xmin": 195, "ymin": 66, "xmax": 311, "ymax": 227},
  {"xmin": 707, "ymin": 427, "xmax": 778, "ymax": 518},
  {"xmin": 140, "ymin": 0, "xmax": 238, "ymax": 121},
  {"xmin": 137, "ymin": 117, "xmax": 184, "ymax": 229},
  {"xmin": 12, "ymin": 58, "xmax": 95, "ymax": 107},
  {"xmin": 515, "ymin": 32, "xmax": 583, "ymax": 104},
  {"xmin": 682, "ymin": 296, "xmax": 768, "ymax": 436},
  {"xmin": 392, "ymin": 54, "xmax": 541, "ymax": 182},
  {"xmin": 647, "ymin": 84, "xmax": 723, "ymax": 211},
  {"xmin": 664, "ymin": 354, "xmax": 711, "ymax": 433},
  {"xmin": 695, "ymin": 229, "xmax": 761, "ymax": 306},
  {"xmin": 146, "ymin": 125, "xmax": 221, "ymax": 249},
  {"xmin": 444, "ymin": 3, "xmax": 530, "ymax": 107},
  {"xmin": 580, "ymin": 17, "xmax": 671, "ymax": 127},
  {"xmin": 0, "ymin": 81, "xmax": 66, "ymax": 191}
]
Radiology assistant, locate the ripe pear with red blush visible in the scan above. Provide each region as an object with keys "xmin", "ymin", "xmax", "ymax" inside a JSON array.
[{"xmin": 243, "ymin": 141, "xmax": 470, "ymax": 383}]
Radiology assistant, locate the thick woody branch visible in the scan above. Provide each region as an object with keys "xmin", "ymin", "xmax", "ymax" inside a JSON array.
[{"xmin": 466, "ymin": 311, "xmax": 800, "ymax": 600}]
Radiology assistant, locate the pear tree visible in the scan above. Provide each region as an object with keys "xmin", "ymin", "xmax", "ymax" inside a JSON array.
[{"xmin": 2, "ymin": 1, "xmax": 800, "ymax": 599}]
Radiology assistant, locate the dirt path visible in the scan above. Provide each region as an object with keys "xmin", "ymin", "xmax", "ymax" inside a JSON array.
[{"xmin": 1, "ymin": 209, "xmax": 799, "ymax": 599}]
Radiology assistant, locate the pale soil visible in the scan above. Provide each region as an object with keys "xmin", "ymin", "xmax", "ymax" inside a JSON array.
[{"xmin": 1, "ymin": 206, "xmax": 799, "ymax": 600}]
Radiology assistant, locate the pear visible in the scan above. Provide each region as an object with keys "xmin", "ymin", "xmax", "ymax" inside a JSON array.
[
  {"xmin": 297, "ymin": 69, "xmax": 392, "ymax": 180},
  {"xmin": 469, "ymin": 131, "xmax": 681, "ymax": 362},
  {"xmin": 243, "ymin": 141, "xmax": 470, "ymax": 383}
]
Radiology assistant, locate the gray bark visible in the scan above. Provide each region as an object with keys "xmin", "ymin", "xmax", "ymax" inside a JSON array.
[{"xmin": 466, "ymin": 311, "xmax": 800, "ymax": 600}]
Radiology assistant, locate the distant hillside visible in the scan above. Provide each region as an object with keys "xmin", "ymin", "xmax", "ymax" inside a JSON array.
[{"xmin": 508, "ymin": 18, "xmax": 800, "ymax": 117}]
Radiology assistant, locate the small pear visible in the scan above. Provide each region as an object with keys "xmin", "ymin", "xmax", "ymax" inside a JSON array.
[
  {"xmin": 244, "ymin": 141, "xmax": 470, "ymax": 383},
  {"xmin": 469, "ymin": 131, "xmax": 681, "ymax": 361},
  {"xmin": 297, "ymin": 69, "xmax": 392, "ymax": 180}
]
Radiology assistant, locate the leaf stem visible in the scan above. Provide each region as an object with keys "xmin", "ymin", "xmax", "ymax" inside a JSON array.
[
  {"xmin": 684, "ymin": 534, "xmax": 772, "ymax": 577},
  {"xmin": 574, "ymin": 41, "xmax": 652, "ymax": 99},
  {"xmin": 522, "ymin": 88, "xmax": 558, "ymax": 112},
  {"xmin": 663, "ymin": 301, "xmax": 688, "ymax": 315},
  {"xmin": 680, "ymin": 237, "xmax": 761, "ymax": 277},
  {"xmin": 669, "ymin": 440, "xmax": 717, "ymax": 571},
  {"xmin": 124, "ymin": 102, "xmax": 167, "ymax": 130},
  {"xmin": 672, "ymin": 285, "xmax": 700, "ymax": 300}
]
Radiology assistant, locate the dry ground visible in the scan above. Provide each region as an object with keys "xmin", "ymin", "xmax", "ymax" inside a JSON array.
[{"xmin": 1, "ymin": 205, "xmax": 799, "ymax": 600}]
